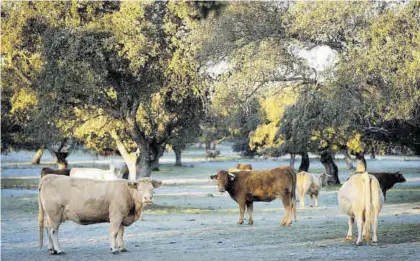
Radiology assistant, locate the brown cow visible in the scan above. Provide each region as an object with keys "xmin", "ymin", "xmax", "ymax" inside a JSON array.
[
  {"xmin": 210, "ymin": 166, "xmax": 296, "ymax": 226},
  {"xmin": 369, "ymin": 172, "xmax": 406, "ymax": 200},
  {"xmin": 236, "ymin": 164, "xmax": 252, "ymax": 170},
  {"xmin": 38, "ymin": 175, "xmax": 162, "ymax": 254},
  {"xmin": 40, "ymin": 168, "xmax": 71, "ymax": 178}
]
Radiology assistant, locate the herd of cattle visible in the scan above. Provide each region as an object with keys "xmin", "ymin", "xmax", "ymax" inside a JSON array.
[{"xmin": 37, "ymin": 163, "xmax": 406, "ymax": 255}]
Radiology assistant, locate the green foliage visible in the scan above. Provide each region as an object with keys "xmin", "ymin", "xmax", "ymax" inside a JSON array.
[{"xmin": 286, "ymin": 1, "xmax": 374, "ymax": 52}]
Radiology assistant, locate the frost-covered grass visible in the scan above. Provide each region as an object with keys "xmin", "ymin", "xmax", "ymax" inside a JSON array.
[{"xmin": 1, "ymin": 145, "xmax": 420, "ymax": 261}]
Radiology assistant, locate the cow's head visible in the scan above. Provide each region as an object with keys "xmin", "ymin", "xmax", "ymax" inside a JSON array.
[
  {"xmin": 318, "ymin": 173, "xmax": 332, "ymax": 187},
  {"xmin": 210, "ymin": 170, "xmax": 235, "ymax": 193},
  {"xmin": 394, "ymin": 171, "xmax": 406, "ymax": 183},
  {"xmin": 129, "ymin": 179, "xmax": 162, "ymax": 205}
]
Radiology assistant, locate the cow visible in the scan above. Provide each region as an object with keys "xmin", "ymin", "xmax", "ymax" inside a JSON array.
[
  {"xmin": 41, "ymin": 168, "xmax": 71, "ymax": 178},
  {"xmin": 210, "ymin": 166, "xmax": 296, "ymax": 226},
  {"xmin": 338, "ymin": 171, "xmax": 384, "ymax": 245},
  {"xmin": 296, "ymin": 171, "xmax": 329, "ymax": 208},
  {"xmin": 109, "ymin": 161, "xmax": 130, "ymax": 180},
  {"xmin": 70, "ymin": 167, "xmax": 121, "ymax": 180},
  {"xmin": 205, "ymin": 150, "xmax": 220, "ymax": 159},
  {"xmin": 38, "ymin": 175, "xmax": 162, "ymax": 254},
  {"xmin": 236, "ymin": 164, "xmax": 252, "ymax": 170},
  {"xmin": 368, "ymin": 172, "xmax": 406, "ymax": 200}
]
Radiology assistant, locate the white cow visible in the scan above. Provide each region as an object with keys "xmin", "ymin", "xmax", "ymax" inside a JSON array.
[
  {"xmin": 296, "ymin": 171, "xmax": 329, "ymax": 207},
  {"xmin": 338, "ymin": 171, "xmax": 384, "ymax": 245},
  {"xmin": 70, "ymin": 167, "xmax": 121, "ymax": 180},
  {"xmin": 38, "ymin": 175, "xmax": 162, "ymax": 254}
]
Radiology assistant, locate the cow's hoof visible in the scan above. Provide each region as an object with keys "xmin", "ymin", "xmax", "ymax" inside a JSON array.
[
  {"xmin": 48, "ymin": 249, "xmax": 57, "ymax": 255},
  {"xmin": 112, "ymin": 250, "xmax": 120, "ymax": 255},
  {"xmin": 55, "ymin": 251, "xmax": 64, "ymax": 255},
  {"xmin": 248, "ymin": 220, "xmax": 254, "ymax": 225},
  {"xmin": 346, "ymin": 235, "xmax": 353, "ymax": 240},
  {"xmin": 120, "ymin": 248, "xmax": 128, "ymax": 252},
  {"xmin": 356, "ymin": 241, "xmax": 363, "ymax": 246},
  {"xmin": 237, "ymin": 221, "xmax": 244, "ymax": 225}
]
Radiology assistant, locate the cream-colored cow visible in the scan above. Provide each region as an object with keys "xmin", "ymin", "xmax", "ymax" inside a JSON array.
[
  {"xmin": 38, "ymin": 175, "xmax": 161, "ymax": 254},
  {"xmin": 70, "ymin": 167, "xmax": 121, "ymax": 180},
  {"xmin": 296, "ymin": 171, "xmax": 328, "ymax": 208},
  {"xmin": 338, "ymin": 172, "xmax": 384, "ymax": 245}
]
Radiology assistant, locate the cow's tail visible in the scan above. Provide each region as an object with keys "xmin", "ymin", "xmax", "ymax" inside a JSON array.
[
  {"xmin": 38, "ymin": 184, "xmax": 44, "ymax": 249},
  {"xmin": 363, "ymin": 171, "xmax": 372, "ymax": 241}
]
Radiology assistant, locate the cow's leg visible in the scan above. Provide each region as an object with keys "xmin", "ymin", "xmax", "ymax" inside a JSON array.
[
  {"xmin": 45, "ymin": 217, "xmax": 55, "ymax": 254},
  {"xmin": 49, "ymin": 220, "xmax": 63, "ymax": 255},
  {"xmin": 309, "ymin": 194, "xmax": 314, "ymax": 207},
  {"xmin": 117, "ymin": 225, "xmax": 127, "ymax": 252},
  {"xmin": 346, "ymin": 217, "xmax": 354, "ymax": 240},
  {"xmin": 372, "ymin": 210, "xmax": 379, "ymax": 243},
  {"xmin": 246, "ymin": 201, "xmax": 254, "ymax": 225},
  {"xmin": 109, "ymin": 220, "xmax": 122, "ymax": 254},
  {"xmin": 237, "ymin": 202, "xmax": 246, "ymax": 225},
  {"xmin": 299, "ymin": 190, "xmax": 305, "ymax": 208},
  {"xmin": 280, "ymin": 197, "xmax": 292, "ymax": 226},
  {"xmin": 313, "ymin": 191, "xmax": 319, "ymax": 207},
  {"xmin": 355, "ymin": 213, "xmax": 364, "ymax": 245}
]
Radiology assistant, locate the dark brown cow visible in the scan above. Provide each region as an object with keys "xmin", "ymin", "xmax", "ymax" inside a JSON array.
[
  {"xmin": 40, "ymin": 168, "xmax": 71, "ymax": 178},
  {"xmin": 236, "ymin": 164, "xmax": 252, "ymax": 170},
  {"xmin": 210, "ymin": 166, "xmax": 296, "ymax": 226},
  {"xmin": 369, "ymin": 172, "xmax": 406, "ymax": 200}
]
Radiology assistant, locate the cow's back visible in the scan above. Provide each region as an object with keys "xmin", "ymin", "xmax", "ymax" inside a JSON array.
[
  {"xmin": 338, "ymin": 174, "xmax": 383, "ymax": 216},
  {"xmin": 237, "ymin": 167, "xmax": 295, "ymax": 200}
]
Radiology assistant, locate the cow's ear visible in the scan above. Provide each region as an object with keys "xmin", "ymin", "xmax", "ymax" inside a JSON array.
[
  {"xmin": 152, "ymin": 180, "xmax": 162, "ymax": 188},
  {"xmin": 210, "ymin": 174, "xmax": 218, "ymax": 180},
  {"xmin": 228, "ymin": 173, "xmax": 235, "ymax": 181},
  {"xmin": 128, "ymin": 181, "xmax": 138, "ymax": 189}
]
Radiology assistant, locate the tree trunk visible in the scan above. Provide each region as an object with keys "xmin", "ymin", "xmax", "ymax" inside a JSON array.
[
  {"xmin": 289, "ymin": 153, "xmax": 296, "ymax": 169},
  {"xmin": 298, "ymin": 152, "xmax": 310, "ymax": 172},
  {"xmin": 211, "ymin": 141, "xmax": 216, "ymax": 150},
  {"xmin": 320, "ymin": 148, "xmax": 339, "ymax": 184},
  {"xmin": 343, "ymin": 149, "xmax": 354, "ymax": 170},
  {"xmin": 31, "ymin": 147, "xmax": 44, "ymax": 164},
  {"xmin": 355, "ymin": 152, "xmax": 367, "ymax": 172},
  {"xmin": 135, "ymin": 139, "xmax": 164, "ymax": 178},
  {"xmin": 174, "ymin": 147, "xmax": 182, "ymax": 166},
  {"xmin": 205, "ymin": 141, "xmax": 211, "ymax": 150},
  {"xmin": 370, "ymin": 147, "xmax": 376, "ymax": 160},
  {"xmin": 151, "ymin": 158, "xmax": 160, "ymax": 171}
]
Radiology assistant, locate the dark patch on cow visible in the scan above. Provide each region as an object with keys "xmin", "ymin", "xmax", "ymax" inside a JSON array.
[{"xmin": 41, "ymin": 168, "xmax": 71, "ymax": 178}]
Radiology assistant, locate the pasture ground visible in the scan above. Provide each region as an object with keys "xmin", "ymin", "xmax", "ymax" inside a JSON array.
[{"xmin": 1, "ymin": 144, "xmax": 420, "ymax": 261}]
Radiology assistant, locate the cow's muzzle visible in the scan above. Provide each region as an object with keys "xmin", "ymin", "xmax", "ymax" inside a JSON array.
[
  {"xmin": 143, "ymin": 200, "xmax": 153, "ymax": 205},
  {"xmin": 219, "ymin": 188, "xmax": 225, "ymax": 193}
]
